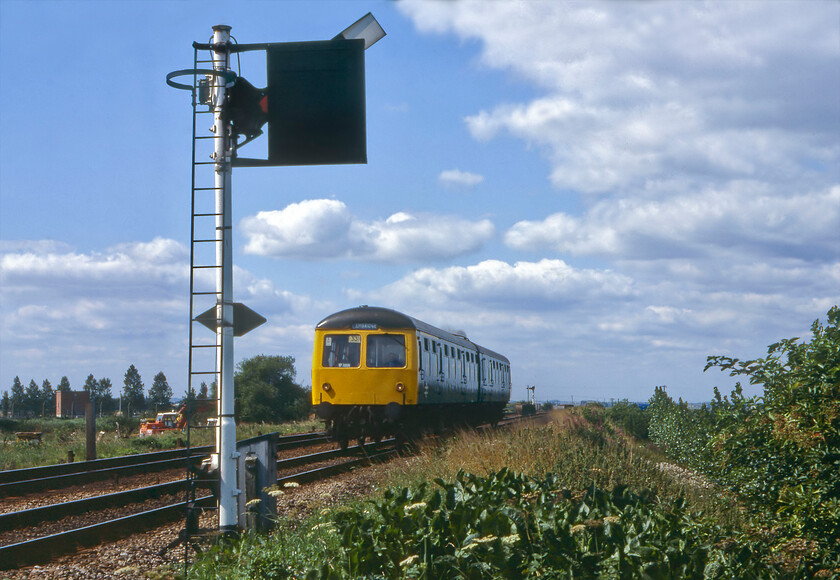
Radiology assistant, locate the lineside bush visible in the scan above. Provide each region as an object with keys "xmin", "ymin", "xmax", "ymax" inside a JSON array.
[{"xmin": 648, "ymin": 306, "xmax": 840, "ymax": 573}]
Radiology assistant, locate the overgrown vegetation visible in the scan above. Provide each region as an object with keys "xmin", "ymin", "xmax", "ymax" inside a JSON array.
[
  {"xmin": 189, "ymin": 307, "xmax": 839, "ymax": 578},
  {"xmin": 186, "ymin": 412, "xmax": 752, "ymax": 578},
  {"xmin": 648, "ymin": 306, "xmax": 840, "ymax": 574},
  {"xmin": 0, "ymin": 416, "xmax": 320, "ymax": 470}
]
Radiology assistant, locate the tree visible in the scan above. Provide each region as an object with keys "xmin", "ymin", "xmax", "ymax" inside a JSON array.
[
  {"xmin": 149, "ymin": 372, "xmax": 173, "ymax": 411},
  {"xmin": 83, "ymin": 374, "xmax": 99, "ymax": 414},
  {"xmin": 198, "ymin": 381, "xmax": 209, "ymax": 399},
  {"xmin": 10, "ymin": 377, "xmax": 24, "ymax": 417},
  {"xmin": 97, "ymin": 378, "xmax": 114, "ymax": 416},
  {"xmin": 41, "ymin": 379, "xmax": 54, "ymax": 417},
  {"xmin": 234, "ymin": 354, "xmax": 309, "ymax": 423},
  {"xmin": 122, "ymin": 365, "xmax": 145, "ymax": 417},
  {"xmin": 57, "ymin": 376, "xmax": 71, "ymax": 393},
  {"xmin": 703, "ymin": 306, "xmax": 840, "ymax": 553},
  {"xmin": 25, "ymin": 379, "xmax": 41, "ymax": 417},
  {"xmin": 1, "ymin": 392, "xmax": 9, "ymax": 417}
]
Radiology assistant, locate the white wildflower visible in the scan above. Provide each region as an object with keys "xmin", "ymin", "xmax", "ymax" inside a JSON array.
[
  {"xmin": 502, "ymin": 534, "xmax": 519, "ymax": 546},
  {"xmin": 403, "ymin": 502, "xmax": 427, "ymax": 514}
]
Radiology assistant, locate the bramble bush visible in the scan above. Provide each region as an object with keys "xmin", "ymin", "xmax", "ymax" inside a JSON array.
[
  {"xmin": 304, "ymin": 469, "xmax": 785, "ymax": 579},
  {"xmin": 647, "ymin": 388, "xmax": 715, "ymax": 472},
  {"xmin": 604, "ymin": 400, "xmax": 651, "ymax": 441},
  {"xmin": 648, "ymin": 306, "xmax": 840, "ymax": 572}
]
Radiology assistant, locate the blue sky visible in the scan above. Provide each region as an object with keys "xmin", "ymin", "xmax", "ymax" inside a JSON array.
[{"xmin": 1, "ymin": 0, "xmax": 838, "ymax": 404}]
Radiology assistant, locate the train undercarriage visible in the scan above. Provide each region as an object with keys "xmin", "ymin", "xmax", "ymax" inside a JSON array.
[{"xmin": 314, "ymin": 401, "xmax": 507, "ymax": 450}]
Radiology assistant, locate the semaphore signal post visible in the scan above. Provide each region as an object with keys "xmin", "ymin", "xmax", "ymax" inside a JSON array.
[{"xmin": 166, "ymin": 15, "xmax": 386, "ymax": 546}]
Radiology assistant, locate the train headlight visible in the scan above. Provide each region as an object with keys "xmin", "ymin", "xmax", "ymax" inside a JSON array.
[
  {"xmin": 396, "ymin": 382, "xmax": 405, "ymax": 392},
  {"xmin": 322, "ymin": 383, "xmax": 332, "ymax": 392}
]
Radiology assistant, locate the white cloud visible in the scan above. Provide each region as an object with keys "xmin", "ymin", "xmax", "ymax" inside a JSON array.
[
  {"xmin": 505, "ymin": 184, "xmax": 840, "ymax": 261},
  {"xmin": 0, "ymin": 238, "xmax": 324, "ymax": 395},
  {"xmin": 0, "ymin": 236, "xmax": 188, "ymax": 288},
  {"xmin": 241, "ymin": 199, "xmax": 495, "ymax": 263},
  {"xmin": 401, "ymin": 0, "xmax": 840, "ymax": 194},
  {"xmin": 240, "ymin": 199, "xmax": 358, "ymax": 260},
  {"xmin": 439, "ymin": 169, "xmax": 484, "ymax": 188},
  {"xmin": 371, "ymin": 258, "xmax": 635, "ymax": 309}
]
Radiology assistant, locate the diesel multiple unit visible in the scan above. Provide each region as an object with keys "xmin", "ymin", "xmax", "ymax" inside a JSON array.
[{"xmin": 312, "ymin": 306, "xmax": 511, "ymax": 447}]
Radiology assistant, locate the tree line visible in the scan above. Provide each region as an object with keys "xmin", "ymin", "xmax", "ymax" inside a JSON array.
[
  {"xmin": 1, "ymin": 355, "xmax": 311, "ymax": 423},
  {"xmin": 1, "ymin": 364, "xmax": 181, "ymax": 418}
]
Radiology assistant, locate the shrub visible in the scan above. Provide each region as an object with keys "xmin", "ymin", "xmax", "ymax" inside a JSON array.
[
  {"xmin": 604, "ymin": 400, "xmax": 650, "ymax": 441},
  {"xmin": 704, "ymin": 306, "xmax": 840, "ymax": 563},
  {"xmin": 649, "ymin": 306, "xmax": 840, "ymax": 569},
  {"xmin": 304, "ymin": 470, "xmax": 785, "ymax": 579}
]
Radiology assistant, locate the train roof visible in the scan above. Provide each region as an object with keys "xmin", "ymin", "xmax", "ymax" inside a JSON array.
[{"xmin": 316, "ymin": 306, "xmax": 509, "ymax": 364}]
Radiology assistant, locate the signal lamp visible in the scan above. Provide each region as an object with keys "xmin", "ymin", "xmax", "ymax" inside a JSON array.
[
  {"xmin": 226, "ymin": 77, "xmax": 268, "ymax": 146},
  {"xmin": 322, "ymin": 383, "xmax": 332, "ymax": 392},
  {"xmin": 396, "ymin": 382, "xmax": 405, "ymax": 392}
]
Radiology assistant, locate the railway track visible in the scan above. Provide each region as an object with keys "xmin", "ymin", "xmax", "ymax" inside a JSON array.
[
  {"xmin": 0, "ymin": 436, "xmax": 391, "ymax": 571},
  {"xmin": 0, "ymin": 431, "xmax": 327, "ymax": 499},
  {"xmin": 0, "ymin": 418, "xmax": 528, "ymax": 571}
]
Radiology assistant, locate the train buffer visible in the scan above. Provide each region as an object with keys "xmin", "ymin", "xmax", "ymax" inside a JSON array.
[{"xmin": 15, "ymin": 432, "xmax": 42, "ymax": 443}]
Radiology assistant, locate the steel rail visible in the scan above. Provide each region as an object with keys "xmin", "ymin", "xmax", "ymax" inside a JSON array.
[
  {"xmin": 0, "ymin": 445, "xmax": 214, "ymax": 485},
  {"xmin": 0, "ymin": 480, "xmax": 194, "ymax": 531},
  {"xmin": 0, "ymin": 437, "xmax": 395, "ymax": 570},
  {"xmin": 0, "ymin": 431, "xmax": 328, "ymax": 496},
  {"xmin": 0, "ymin": 455, "xmax": 207, "ymax": 497},
  {"xmin": 277, "ymin": 448, "xmax": 398, "ymax": 486},
  {"xmin": 0, "ymin": 495, "xmax": 215, "ymax": 570},
  {"xmin": 276, "ymin": 438, "xmax": 395, "ymax": 471},
  {"xmin": 276, "ymin": 432, "xmax": 329, "ymax": 450}
]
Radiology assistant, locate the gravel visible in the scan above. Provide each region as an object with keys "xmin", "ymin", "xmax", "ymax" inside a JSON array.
[{"xmin": 3, "ymin": 461, "xmax": 385, "ymax": 579}]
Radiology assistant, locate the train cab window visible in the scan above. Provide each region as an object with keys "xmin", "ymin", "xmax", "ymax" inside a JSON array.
[
  {"xmin": 367, "ymin": 334, "xmax": 406, "ymax": 367},
  {"xmin": 323, "ymin": 335, "xmax": 360, "ymax": 367}
]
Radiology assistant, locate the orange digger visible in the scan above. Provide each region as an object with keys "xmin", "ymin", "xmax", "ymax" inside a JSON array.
[
  {"xmin": 139, "ymin": 409, "xmax": 186, "ymax": 436},
  {"xmin": 138, "ymin": 400, "xmax": 216, "ymax": 436}
]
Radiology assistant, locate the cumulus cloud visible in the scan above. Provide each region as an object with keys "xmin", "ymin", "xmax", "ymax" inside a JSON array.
[
  {"xmin": 439, "ymin": 169, "xmax": 484, "ymax": 188},
  {"xmin": 0, "ymin": 238, "xmax": 322, "ymax": 395},
  {"xmin": 241, "ymin": 199, "xmax": 495, "ymax": 263},
  {"xmin": 505, "ymin": 184, "xmax": 840, "ymax": 261},
  {"xmin": 0, "ymin": 236, "xmax": 188, "ymax": 289},
  {"xmin": 0, "ymin": 239, "xmax": 191, "ymax": 388},
  {"xmin": 372, "ymin": 258, "xmax": 635, "ymax": 309},
  {"xmin": 400, "ymin": 0, "xmax": 840, "ymax": 194}
]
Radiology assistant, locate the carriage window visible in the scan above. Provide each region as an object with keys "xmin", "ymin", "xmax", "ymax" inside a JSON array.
[
  {"xmin": 367, "ymin": 334, "xmax": 406, "ymax": 368},
  {"xmin": 322, "ymin": 334, "xmax": 360, "ymax": 367}
]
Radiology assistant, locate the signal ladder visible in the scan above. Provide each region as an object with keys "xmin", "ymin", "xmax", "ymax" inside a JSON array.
[{"xmin": 182, "ymin": 44, "xmax": 224, "ymax": 563}]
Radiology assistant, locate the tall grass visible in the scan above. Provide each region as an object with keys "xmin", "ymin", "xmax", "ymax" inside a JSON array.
[
  {"xmin": 384, "ymin": 408, "xmax": 740, "ymax": 527},
  {"xmin": 0, "ymin": 416, "xmax": 321, "ymax": 470},
  {"xmin": 187, "ymin": 407, "xmax": 754, "ymax": 579}
]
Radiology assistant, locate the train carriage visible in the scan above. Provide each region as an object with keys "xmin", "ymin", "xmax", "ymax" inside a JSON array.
[{"xmin": 312, "ymin": 306, "xmax": 511, "ymax": 448}]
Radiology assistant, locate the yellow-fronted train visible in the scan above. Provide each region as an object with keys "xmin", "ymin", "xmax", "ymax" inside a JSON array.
[{"xmin": 312, "ymin": 306, "xmax": 512, "ymax": 449}]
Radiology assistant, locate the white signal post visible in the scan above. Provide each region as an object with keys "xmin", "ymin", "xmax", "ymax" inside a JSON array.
[
  {"xmin": 167, "ymin": 16, "xmax": 385, "ymax": 536},
  {"xmin": 210, "ymin": 24, "xmax": 239, "ymax": 533}
]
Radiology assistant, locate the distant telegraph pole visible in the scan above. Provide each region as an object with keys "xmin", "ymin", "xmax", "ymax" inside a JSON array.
[{"xmin": 167, "ymin": 16, "xmax": 386, "ymax": 535}]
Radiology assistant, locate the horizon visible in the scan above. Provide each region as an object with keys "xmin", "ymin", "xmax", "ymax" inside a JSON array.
[{"xmin": 1, "ymin": 1, "xmax": 838, "ymax": 405}]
